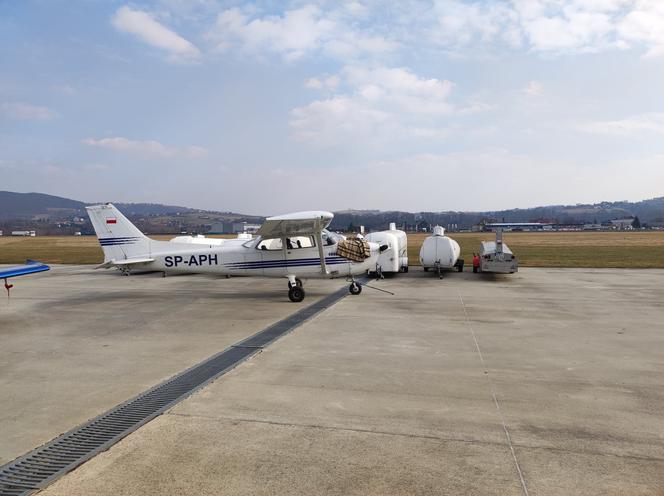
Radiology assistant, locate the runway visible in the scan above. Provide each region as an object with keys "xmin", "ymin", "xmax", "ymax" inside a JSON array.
[{"xmin": 2, "ymin": 267, "xmax": 664, "ymax": 495}]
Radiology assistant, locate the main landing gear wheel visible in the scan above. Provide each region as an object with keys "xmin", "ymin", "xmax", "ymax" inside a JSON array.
[
  {"xmin": 349, "ymin": 282, "xmax": 362, "ymax": 295},
  {"xmin": 287, "ymin": 278, "xmax": 303, "ymax": 289},
  {"xmin": 288, "ymin": 286, "xmax": 305, "ymax": 302}
]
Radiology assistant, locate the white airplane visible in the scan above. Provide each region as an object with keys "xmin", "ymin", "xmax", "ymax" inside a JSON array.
[{"xmin": 86, "ymin": 204, "xmax": 384, "ymax": 302}]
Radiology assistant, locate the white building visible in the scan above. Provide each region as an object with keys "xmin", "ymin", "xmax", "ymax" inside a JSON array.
[{"xmin": 610, "ymin": 218, "xmax": 634, "ymax": 230}]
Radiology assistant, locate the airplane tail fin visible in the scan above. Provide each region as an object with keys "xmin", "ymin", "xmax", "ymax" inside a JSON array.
[{"xmin": 86, "ymin": 203, "xmax": 151, "ymax": 263}]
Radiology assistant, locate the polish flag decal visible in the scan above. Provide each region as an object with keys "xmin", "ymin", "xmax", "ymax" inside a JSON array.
[{"xmin": 106, "ymin": 218, "xmax": 117, "ymax": 224}]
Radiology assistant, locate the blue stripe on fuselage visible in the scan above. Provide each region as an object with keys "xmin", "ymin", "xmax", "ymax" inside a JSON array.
[
  {"xmin": 225, "ymin": 256, "xmax": 346, "ymax": 266},
  {"xmin": 225, "ymin": 257, "xmax": 351, "ymax": 270}
]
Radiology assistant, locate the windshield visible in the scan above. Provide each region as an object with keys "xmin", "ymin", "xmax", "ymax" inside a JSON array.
[{"xmin": 321, "ymin": 229, "xmax": 344, "ymax": 246}]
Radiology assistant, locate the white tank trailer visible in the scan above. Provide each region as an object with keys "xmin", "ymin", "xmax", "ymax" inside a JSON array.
[
  {"xmin": 365, "ymin": 222, "xmax": 409, "ymax": 275},
  {"xmin": 419, "ymin": 226, "xmax": 463, "ymax": 278},
  {"xmin": 479, "ymin": 229, "xmax": 518, "ymax": 273}
]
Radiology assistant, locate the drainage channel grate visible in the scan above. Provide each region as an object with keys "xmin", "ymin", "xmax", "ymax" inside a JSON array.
[{"xmin": 0, "ymin": 283, "xmax": 354, "ymax": 496}]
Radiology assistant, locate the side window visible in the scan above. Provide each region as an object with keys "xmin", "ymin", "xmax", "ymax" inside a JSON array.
[
  {"xmin": 286, "ymin": 236, "xmax": 315, "ymax": 249},
  {"xmin": 256, "ymin": 238, "xmax": 283, "ymax": 251}
]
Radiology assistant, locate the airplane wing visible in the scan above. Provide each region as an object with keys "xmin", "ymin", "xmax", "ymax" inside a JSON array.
[
  {"xmin": 256, "ymin": 211, "xmax": 334, "ymax": 274},
  {"xmin": 256, "ymin": 211, "xmax": 334, "ymax": 238},
  {"xmin": 96, "ymin": 258, "xmax": 155, "ymax": 269},
  {"xmin": 0, "ymin": 260, "xmax": 50, "ymax": 279},
  {"xmin": 1, "ymin": 260, "xmax": 50, "ymax": 296}
]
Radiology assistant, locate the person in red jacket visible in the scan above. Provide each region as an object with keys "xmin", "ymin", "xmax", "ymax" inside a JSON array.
[{"xmin": 472, "ymin": 253, "xmax": 480, "ymax": 273}]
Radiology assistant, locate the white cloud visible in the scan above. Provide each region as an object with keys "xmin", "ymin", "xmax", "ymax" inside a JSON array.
[
  {"xmin": 427, "ymin": 0, "xmax": 664, "ymax": 57},
  {"xmin": 523, "ymin": 80, "xmax": 543, "ymax": 97},
  {"xmin": 578, "ymin": 113, "xmax": 664, "ymax": 136},
  {"xmin": 111, "ymin": 6, "xmax": 200, "ymax": 61},
  {"xmin": 305, "ymin": 74, "xmax": 340, "ymax": 91},
  {"xmin": 291, "ymin": 65, "xmax": 469, "ymax": 146},
  {"xmin": 431, "ymin": 0, "xmax": 522, "ymax": 48},
  {"xmin": 83, "ymin": 137, "xmax": 207, "ymax": 158},
  {"xmin": 208, "ymin": 6, "xmax": 334, "ymax": 61},
  {"xmin": 618, "ymin": 0, "xmax": 664, "ymax": 58},
  {"xmin": 290, "ymin": 96, "xmax": 393, "ymax": 145},
  {"xmin": 207, "ymin": 4, "xmax": 397, "ymax": 61},
  {"xmin": 0, "ymin": 102, "xmax": 56, "ymax": 120}
]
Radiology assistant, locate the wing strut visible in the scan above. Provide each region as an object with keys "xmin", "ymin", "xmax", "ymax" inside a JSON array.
[{"xmin": 315, "ymin": 230, "xmax": 328, "ymax": 275}]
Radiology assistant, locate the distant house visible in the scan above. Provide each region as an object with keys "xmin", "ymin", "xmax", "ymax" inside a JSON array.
[
  {"xmin": 208, "ymin": 222, "xmax": 233, "ymax": 234},
  {"xmin": 233, "ymin": 222, "xmax": 261, "ymax": 234},
  {"xmin": 484, "ymin": 222, "xmax": 552, "ymax": 232},
  {"xmin": 610, "ymin": 218, "xmax": 634, "ymax": 230},
  {"xmin": 209, "ymin": 221, "xmax": 261, "ymax": 234}
]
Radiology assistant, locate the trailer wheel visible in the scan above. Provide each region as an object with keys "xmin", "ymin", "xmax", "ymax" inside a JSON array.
[{"xmin": 288, "ymin": 286, "xmax": 305, "ymax": 302}]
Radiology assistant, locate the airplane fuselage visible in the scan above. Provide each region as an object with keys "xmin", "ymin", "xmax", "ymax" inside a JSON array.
[{"xmin": 130, "ymin": 238, "xmax": 374, "ymax": 278}]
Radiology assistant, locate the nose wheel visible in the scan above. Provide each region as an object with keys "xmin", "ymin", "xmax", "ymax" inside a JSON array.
[
  {"xmin": 288, "ymin": 286, "xmax": 305, "ymax": 302},
  {"xmin": 287, "ymin": 275, "xmax": 305, "ymax": 302},
  {"xmin": 349, "ymin": 282, "xmax": 362, "ymax": 295}
]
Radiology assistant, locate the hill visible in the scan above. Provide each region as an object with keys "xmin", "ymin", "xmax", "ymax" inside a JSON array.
[
  {"xmin": 0, "ymin": 191, "xmax": 86, "ymax": 219},
  {"xmin": 1, "ymin": 191, "xmax": 663, "ymax": 234},
  {"xmin": 329, "ymin": 197, "xmax": 664, "ymax": 230},
  {"xmin": 0, "ymin": 192, "xmax": 261, "ymax": 235}
]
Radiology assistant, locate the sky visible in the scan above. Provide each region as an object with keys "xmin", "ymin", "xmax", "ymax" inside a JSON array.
[{"xmin": 1, "ymin": 0, "xmax": 664, "ymax": 215}]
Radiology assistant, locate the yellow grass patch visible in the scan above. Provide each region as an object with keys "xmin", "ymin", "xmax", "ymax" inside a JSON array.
[{"xmin": 1, "ymin": 232, "xmax": 663, "ymax": 268}]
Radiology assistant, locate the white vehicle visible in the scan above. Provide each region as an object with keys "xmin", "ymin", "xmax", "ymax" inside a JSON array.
[
  {"xmin": 87, "ymin": 204, "xmax": 384, "ymax": 302},
  {"xmin": 479, "ymin": 230, "xmax": 518, "ymax": 274},
  {"xmin": 364, "ymin": 222, "xmax": 408, "ymax": 275},
  {"xmin": 419, "ymin": 226, "xmax": 463, "ymax": 278}
]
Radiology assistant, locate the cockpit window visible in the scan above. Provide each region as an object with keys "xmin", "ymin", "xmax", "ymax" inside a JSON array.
[
  {"xmin": 256, "ymin": 238, "xmax": 283, "ymax": 251},
  {"xmin": 286, "ymin": 236, "xmax": 314, "ymax": 249}
]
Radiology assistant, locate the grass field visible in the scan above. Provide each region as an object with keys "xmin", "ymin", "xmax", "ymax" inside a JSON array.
[
  {"xmin": 408, "ymin": 232, "xmax": 664, "ymax": 268},
  {"xmin": 1, "ymin": 232, "xmax": 663, "ymax": 268}
]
